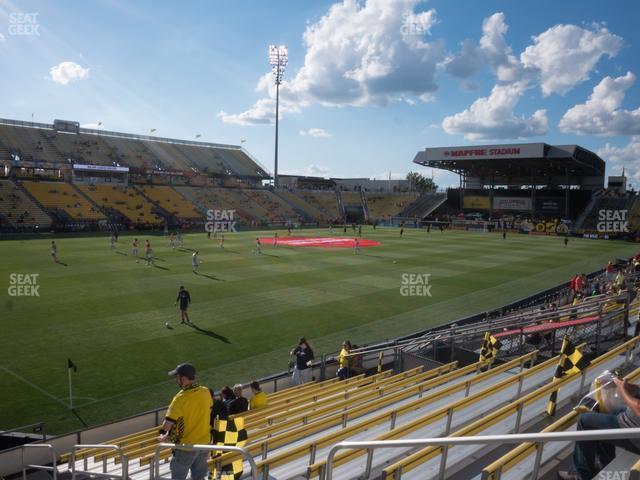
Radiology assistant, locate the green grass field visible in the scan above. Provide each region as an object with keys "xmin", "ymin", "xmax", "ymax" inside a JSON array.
[{"xmin": 1, "ymin": 227, "xmax": 638, "ymax": 434}]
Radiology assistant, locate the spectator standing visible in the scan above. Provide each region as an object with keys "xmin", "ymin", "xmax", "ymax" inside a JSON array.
[
  {"xmin": 290, "ymin": 337, "xmax": 315, "ymax": 386},
  {"xmin": 337, "ymin": 341, "xmax": 351, "ymax": 380},
  {"xmin": 158, "ymin": 363, "xmax": 213, "ymax": 480}
]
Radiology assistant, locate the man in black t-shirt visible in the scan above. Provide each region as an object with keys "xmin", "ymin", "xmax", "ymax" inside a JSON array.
[{"xmin": 175, "ymin": 286, "xmax": 191, "ymax": 324}]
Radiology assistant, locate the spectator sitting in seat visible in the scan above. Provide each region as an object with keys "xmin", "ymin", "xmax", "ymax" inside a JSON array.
[
  {"xmin": 220, "ymin": 386, "xmax": 236, "ymax": 412},
  {"xmin": 249, "ymin": 380, "xmax": 267, "ymax": 410},
  {"xmin": 559, "ymin": 376, "xmax": 640, "ymax": 480},
  {"xmin": 229, "ymin": 384, "xmax": 249, "ymax": 414}
]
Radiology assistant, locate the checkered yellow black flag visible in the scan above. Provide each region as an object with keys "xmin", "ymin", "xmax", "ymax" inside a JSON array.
[
  {"xmin": 211, "ymin": 417, "xmax": 248, "ymax": 480},
  {"xmin": 546, "ymin": 335, "xmax": 590, "ymax": 416},
  {"xmin": 479, "ymin": 332, "xmax": 502, "ymax": 363}
]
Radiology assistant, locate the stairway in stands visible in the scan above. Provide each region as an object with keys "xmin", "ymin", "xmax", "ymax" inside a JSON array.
[{"xmin": 399, "ymin": 192, "xmax": 447, "ymax": 218}]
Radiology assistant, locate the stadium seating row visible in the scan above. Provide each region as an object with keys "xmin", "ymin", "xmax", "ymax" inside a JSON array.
[
  {"xmin": 22, "ymin": 181, "xmax": 106, "ymax": 220},
  {"xmin": 0, "ymin": 179, "xmax": 52, "ymax": 227}
]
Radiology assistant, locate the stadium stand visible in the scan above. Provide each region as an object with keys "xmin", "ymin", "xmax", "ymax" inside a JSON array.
[
  {"xmin": 0, "ymin": 124, "xmax": 64, "ymax": 163},
  {"xmin": 77, "ymin": 184, "xmax": 163, "ymax": 225},
  {"xmin": 366, "ymin": 193, "xmax": 419, "ymax": 221},
  {"xmin": 46, "ymin": 131, "xmax": 116, "ymax": 166},
  {"xmin": 175, "ymin": 186, "xmax": 264, "ymax": 225},
  {"xmin": 22, "ymin": 181, "xmax": 106, "ymax": 221},
  {"xmin": 577, "ymin": 190, "xmax": 638, "ymax": 232},
  {"xmin": 397, "ymin": 192, "xmax": 447, "ymax": 219},
  {"xmin": 275, "ymin": 189, "xmax": 333, "ymax": 223},
  {"xmin": 242, "ymin": 189, "xmax": 303, "ymax": 224},
  {"xmin": 297, "ymin": 190, "xmax": 341, "ymax": 220},
  {"xmin": 136, "ymin": 185, "xmax": 202, "ymax": 220},
  {"xmin": 630, "ymin": 195, "xmax": 640, "ymax": 235},
  {"xmin": 0, "ymin": 179, "xmax": 52, "ymax": 228}
]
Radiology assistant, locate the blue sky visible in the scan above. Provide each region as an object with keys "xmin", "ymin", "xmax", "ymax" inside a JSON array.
[{"xmin": 1, "ymin": 0, "xmax": 639, "ymax": 187}]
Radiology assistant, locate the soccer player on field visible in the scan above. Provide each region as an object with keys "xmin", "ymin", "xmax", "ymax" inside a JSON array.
[
  {"xmin": 110, "ymin": 232, "xmax": 116, "ymax": 250},
  {"xmin": 50, "ymin": 241, "xmax": 58, "ymax": 263},
  {"xmin": 255, "ymin": 237, "xmax": 261, "ymax": 255},
  {"xmin": 132, "ymin": 238, "xmax": 139, "ymax": 262},
  {"xmin": 145, "ymin": 240, "xmax": 154, "ymax": 266},
  {"xmin": 177, "ymin": 231, "xmax": 184, "ymax": 248},
  {"xmin": 174, "ymin": 286, "xmax": 191, "ymax": 324},
  {"xmin": 354, "ymin": 237, "xmax": 360, "ymax": 255},
  {"xmin": 169, "ymin": 232, "xmax": 176, "ymax": 249},
  {"xmin": 219, "ymin": 234, "xmax": 224, "ymax": 249},
  {"xmin": 274, "ymin": 231, "xmax": 278, "ymax": 247},
  {"xmin": 192, "ymin": 251, "xmax": 200, "ymax": 274},
  {"xmin": 287, "ymin": 225, "xmax": 292, "ymax": 236}
]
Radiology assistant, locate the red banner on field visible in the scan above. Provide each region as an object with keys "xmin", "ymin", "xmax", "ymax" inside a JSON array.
[{"xmin": 259, "ymin": 236, "xmax": 381, "ymax": 248}]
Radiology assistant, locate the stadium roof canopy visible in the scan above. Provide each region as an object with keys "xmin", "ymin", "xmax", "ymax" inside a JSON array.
[{"xmin": 413, "ymin": 143, "xmax": 605, "ymax": 188}]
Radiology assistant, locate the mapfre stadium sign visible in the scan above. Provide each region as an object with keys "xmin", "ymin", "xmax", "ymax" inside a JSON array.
[{"xmin": 424, "ymin": 143, "xmax": 544, "ymax": 161}]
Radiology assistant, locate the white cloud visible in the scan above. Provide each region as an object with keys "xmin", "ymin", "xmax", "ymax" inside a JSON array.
[
  {"xmin": 0, "ymin": 33, "xmax": 6, "ymax": 42},
  {"xmin": 559, "ymin": 72, "xmax": 640, "ymax": 136},
  {"xmin": 49, "ymin": 61, "xmax": 90, "ymax": 85},
  {"xmin": 597, "ymin": 137, "xmax": 640, "ymax": 184},
  {"xmin": 217, "ymin": 99, "xmax": 276, "ymax": 126},
  {"xmin": 300, "ymin": 128, "xmax": 332, "ymax": 138},
  {"xmin": 442, "ymin": 81, "xmax": 548, "ymax": 140},
  {"xmin": 441, "ymin": 14, "xmax": 622, "ymax": 140},
  {"xmin": 305, "ymin": 164, "xmax": 331, "ymax": 176},
  {"xmin": 281, "ymin": 163, "xmax": 332, "ymax": 177},
  {"xmin": 220, "ymin": 0, "xmax": 445, "ymax": 125},
  {"xmin": 445, "ymin": 13, "xmax": 523, "ymax": 83},
  {"xmin": 520, "ymin": 24, "xmax": 622, "ymax": 96}
]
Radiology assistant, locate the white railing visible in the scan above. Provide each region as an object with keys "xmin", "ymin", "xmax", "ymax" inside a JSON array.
[
  {"xmin": 324, "ymin": 429, "xmax": 640, "ymax": 480},
  {"xmin": 70, "ymin": 444, "xmax": 127, "ymax": 479},
  {"xmin": 21, "ymin": 444, "xmax": 57, "ymax": 480},
  {"xmin": 152, "ymin": 443, "xmax": 259, "ymax": 480}
]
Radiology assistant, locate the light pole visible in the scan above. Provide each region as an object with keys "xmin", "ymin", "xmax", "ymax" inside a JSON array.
[{"xmin": 269, "ymin": 45, "xmax": 287, "ymax": 188}]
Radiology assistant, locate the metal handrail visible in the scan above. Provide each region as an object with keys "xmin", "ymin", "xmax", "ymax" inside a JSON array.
[
  {"xmin": 22, "ymin": 443, "xmax": 56, "ymax": 480},
  {"xmin": 324, "ymin": 429, "xmax": 640, "ymax": 480},
  {"xmin": 341, "ymin": 291, "xmax": 630, "ymax": 358},
  {"xmin": 153, "ymin": 443, "xmax": 259, "ymax": 480},
  {"xmin": 70, "ymin": 444, "xmax": 127, "ymax": 479}
]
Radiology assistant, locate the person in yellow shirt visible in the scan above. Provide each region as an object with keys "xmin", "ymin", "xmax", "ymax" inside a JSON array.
[
  {"xmin": 249, "ymin": 380, "xmax": 267, "ymax": 410},
  {"xmin": 337, "ymin": 340, "xmax": 351, "ymax": 380},
  {"xmin": 158, "ymin": 363, "xmax": 213, "ymax": 480}
]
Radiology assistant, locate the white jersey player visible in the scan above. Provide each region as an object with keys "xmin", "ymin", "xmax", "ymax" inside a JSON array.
[{"xmin": 192, "ymin": 251, "xmax": 200, "ymax": 273}]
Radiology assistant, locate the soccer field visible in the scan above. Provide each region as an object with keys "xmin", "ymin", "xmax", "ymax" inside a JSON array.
[{"xmin": 1, "ymin": 228, "xmax": 637, "ymax": 434}]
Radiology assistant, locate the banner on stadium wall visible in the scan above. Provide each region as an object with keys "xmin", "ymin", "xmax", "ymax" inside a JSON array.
[
  {"xmin": 535, "ymin": 197, "xmax": 562, "ymax": 215},
  {"xmin": 532, "ymin": 219, "xmax": 570, "ymax": 235},
  {"xmin": 493, "ymin": 197, "xmax": 532, "ymax": 211},
  {"xmin": 424, "ymin": 143, "xmax": 544, "ymax": 161},
  {"xmin": 73, "ymin": 163, "xmax": 129, "ymax": 173},
  {"xmin": 463, "ymin": 196, "xmax": 491, "ymax": 209}
]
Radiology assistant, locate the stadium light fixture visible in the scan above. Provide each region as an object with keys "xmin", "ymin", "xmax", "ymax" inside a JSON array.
[{"xmin": 269, "ymin": 45, "xmax": 287, "ymax": 188}]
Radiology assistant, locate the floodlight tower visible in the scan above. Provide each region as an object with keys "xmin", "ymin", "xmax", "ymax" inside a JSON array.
[{"xmin": 269, "ymin": 45, "xmax": 287, "ymax": 188}]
